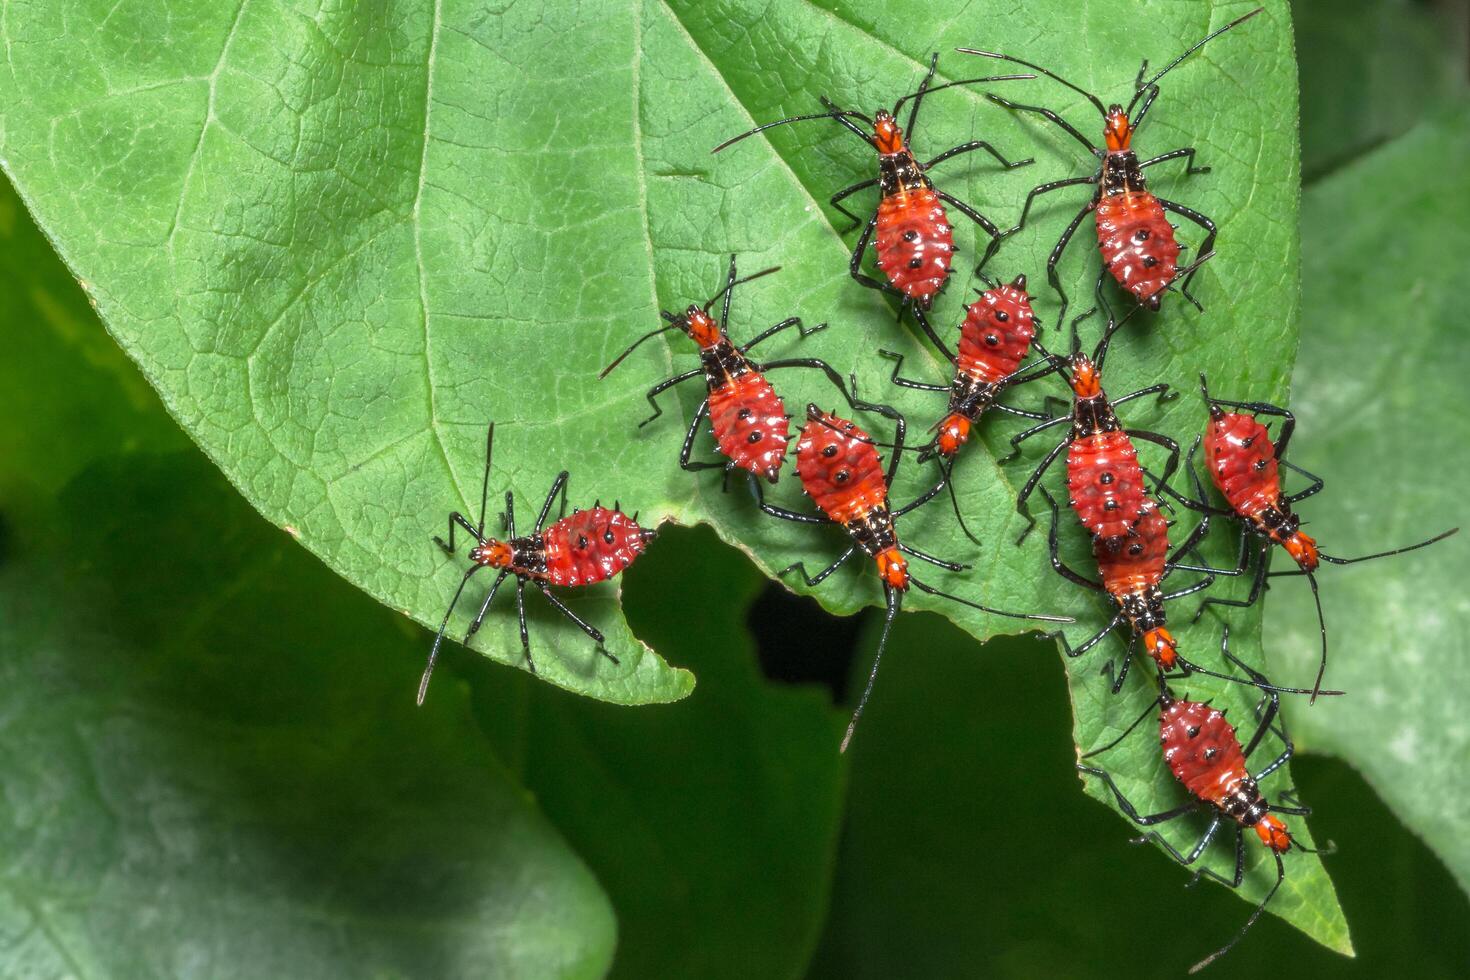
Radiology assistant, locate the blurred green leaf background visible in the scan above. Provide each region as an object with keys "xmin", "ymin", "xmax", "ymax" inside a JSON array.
[{"xmin": 2, "ymin": 0, "xmax": 1467, "ymax": 977}]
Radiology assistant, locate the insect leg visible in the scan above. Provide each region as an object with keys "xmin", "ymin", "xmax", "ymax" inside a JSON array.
[
  {"xmin": 999, "ymin": 413, "xmax": 1068, "ymax": 464},
  {"xmin": 829, "ymin": 181, "xmax": 880, "ymax": 231},
  {"xmin": 935, "ymin": 190, "xmax": 1004, "ymax": 272},
  {"xmin": 640, "ymin": 369, "xmax": 704, "ymax": 427},
  {"xmin": 434, "ymin": 511, "xmax": 485, "ymax": 556},
  {"xmin": 740, "ymin": 316, "xmax": 825, "ymax": 354},
  {"xmin": 515, "ymin": 578, "xmax": 537, "ymax": 674},
  {"xmin": 1045, "ymin": 201, "xmax": 1096, "ymax": 325},
  {"xmin": 1014, "ymin": 435, "xmax": 1070, "ymax": 544},
  {"xmin": 1039, "ymin": 487, "xmax": 1104, "ymax": 589},
  {"xmin": 748, "ymin": 479, "xmax": 829, "ymax": 524},
  {"xmin": 1078, "ymin": 765, "xmax": 1199, "ymax": 825},
  {"xmin": 761, "ymin": 357, "xmax": 856, "ymax": 410},
  {"xmin": 1138, "ymin": 145, "xmax": 1211, "ymax": 177},
  {"xmin": 1155, "ymin": 197, "xmax": 1217, "ymax": 309},
  {"xmin": 1130, "ymin": 428, "xmax": 1181, "ymax": 497},
  {"xmin": 1280, "ymin": 459, "xmax": 1327, "ymax": 503},
  {"xmin": 1193, "ymin": 540, "xmax": 1269, "ymax": 621},
  {"xmin": 535, "ymin": 471, "xmax": 570, "ymax": 531},
  {"xmin": 910, "ymin": 304, "xmax": 958, "ymax": 362},
  {"xmin": 923, "ymin": 138, "xmax": 1034, "ymax": 173},
  {"xmin": 679, "ymin": 397, "xmax": 725, "ymax": 475},
  {"xmin": 779, "ymin": 546, "xmax": 858, "ymax": 587},
  {"xmin": 537, "ymin": 584, "xmax": 619, "ymax": 664},
  {"xmin": 985, "ymin": 92, "xmax": 1102, "ymax": 155},
  {"xmin": 877, "ymin": 349, "xmax": 949, "ymax": 392}
]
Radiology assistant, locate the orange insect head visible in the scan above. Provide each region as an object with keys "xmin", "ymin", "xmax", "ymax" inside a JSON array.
[
  {"xmin": 875, "ymin": 546, "xmax": 910, "ymax": 590},
  {"xmin": 1254, "ymin": 813, "xmax": 1293, "ymax": 853},
  {"xmin": 873, "ymin": 110, "xmax": 905, "ymax": 154},
  {"xmin": 1282, "ymin": 530, "xmax": 1320, "ymax": 573},
  {"xmin": 935, "ymin": 413, "xmax": 971, "ymax": 457},
  {"xmin": 471, "ymin": 539, "xmax": 513, "ymax": 569},
  {"xmin": 1104, "ymin": 104, "xmax": 1133, "ymax": 151},
  {"xmin": 1068, "ymin": 355, "xmax": 1103, "ymax": 398},
  {"xmin": 1143, "ymin": 627, "xmax": 1178, "ymax": 669},
  {"xmin": 682, "ymin": 306, "xmax": 723, "ymax": 349}
]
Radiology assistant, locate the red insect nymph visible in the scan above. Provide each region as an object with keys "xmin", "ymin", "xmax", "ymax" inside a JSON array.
[
  {"xmin": 1164, "ymin": 375, "xmax": 1459, "ymax": 701},
  {"xmin": 419, "ymin": 425, "xmax": 656, "ymax": 704},
  {"xmin": 753, "ymin": 401, "xmax": 1072, "ymax": 751},
  {"xmin": 961, "ymin": 8, "xmax": 1263, "ymax": 322},
  {"xmin": 1080, "ymin": 645, "xmax": 1328, "ymax": 972},
  {"xmin": 600, "ymin": 256, "xmax": 851, "ymax": 485},
  {"xmin": 715, "ymin": 54, "xmax": 1033, "ymax": 361}
]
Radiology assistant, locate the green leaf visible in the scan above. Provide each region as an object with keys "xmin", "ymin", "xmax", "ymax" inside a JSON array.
[
  {"xmin": 0, "ymin": 0, "xmax": 1295, "ymax": 693},
  {"xmin": 0, "ymin": 185, "xmax": 614, "ymax": 979},
  {"xmin": 810, "ymin": 617, "xmax": 1450, "ymax": 975},
  {"xmin": 469, "ymin": 525, "xmax": 849, "ymax": 978},
  {"xmin": 0, "ymin": 0, "xmax": 1343, "ymax": 939},
  {"xmin": 1293, "ymin": 0, "xmax": 1468, "ymax": 182},
  {"xmin": 1268, "ymin": 105, "xmax": 1470, "ymax": 897}
]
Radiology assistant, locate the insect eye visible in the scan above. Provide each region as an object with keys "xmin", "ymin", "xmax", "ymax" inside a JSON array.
[{"xmin": 822, "ymin": 445, "xmax": 839, "ymax": 458}]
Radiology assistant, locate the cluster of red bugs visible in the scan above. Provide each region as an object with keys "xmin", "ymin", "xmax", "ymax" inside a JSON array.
[{"xmin": 417, "ymin": 8, "xmax": 1457, "ymax": 971}]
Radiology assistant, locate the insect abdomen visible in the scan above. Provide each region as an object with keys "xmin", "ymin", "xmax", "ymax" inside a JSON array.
[
  {"xmin": 1094, "ymin": 500, "xmax": 1169, "ymax": 596},
  {"xmin": 1095, "ymin": 192, "xmax": 1180, "ymax": 309},
  {"xmin": 541, "ymin": 507, "xmax": 651, "ymax": 588},
  {"xmin": 1204, "ymin": 411, "xmax": 1281, "ymax": 519},
  {"xmin": 874, "ymin": 188, "xmax": 953, "ymax": 308},
  {"xmin": 1066, "ymin": 430, "xmax": 1148, "ymax": 542},
  {"xmin": 708, "ymin": 372, "xmax": 789, "ymax": 481},
  {"xmin": 956, "ymin": 280, "xmax": 1037, "ymax": 385},
  {"xmin": 795, "ymin": 411, "xmax": 889, "ymax": 526},
  {"xmin": 1160, "ymin": 698, "xmax": 1250, "ymax": 808}
]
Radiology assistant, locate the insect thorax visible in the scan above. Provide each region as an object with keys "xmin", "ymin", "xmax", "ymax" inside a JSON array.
[
  {"xmin": 1118, "ymin": 585, "xmax": 1166, "ymax": 633},
  {"xmin": 1253, "ymin": 503, "xmax": 1300, "ymax": 542},
  {"xmin": 510, "ymin": 535, "xmax": 549, "ymax": 579},
  {"xmin": 878, "ymin": 151, "xmax": 931, "ymax": 197},
  {"xmin": 1101, "ymin": 150, "xmax": 1146, "ymax": 197},
  {"xmin": 844, "ymin": 506, "xmax": 898, "ymax": 558},
  {"xmin": 700, "ymin": 339, "xmax": 752, "ymax": 390},
  {"xmin": 946, "ymin": 375, "xmax": 999, "ymax": 421},
  {"xmin": 1222, "ymin": 777, "xmax": 1269, "ymax": 828},
  {"xmin": 1072, "ymin": 396, "xmax": 1122, "ymax": 438}
]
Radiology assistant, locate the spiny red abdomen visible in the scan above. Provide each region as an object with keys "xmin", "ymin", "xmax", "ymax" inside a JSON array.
[
  {"xmin": 1204, "ymin": 411, "xmax": 1281, "ymax": 520},
  {"xmin": 1096, "ymin": 191, "xmax": 1180, "ymax": 307},
  {"xmin": 1094, "ymin": 500, "xmax": 1169, "ymax": 597},
  {"xmin": 795, "ymin": 412, "xmax": 888, "ymax": 525},
  {"xmin": 541, "ymin": 507, "xmax": 649, "ymax": 588},
  {"xmin": 874, "ymin": 188, "xmax": 953, "ymax": 308},
  {"xmin": 956, "ymin": 281, "xmax": 1036, "ymax": 385},
  {"xmin": 1160, "ymin": 698, "xmax": 1250, "ymax": 808},
  {"xmin": 1066, "ymin": 430, "xmax": 1149, "ymax": 542},
  {"xmin": 708, "ymin": 372, "xmax": 789, "ymax": 481}
]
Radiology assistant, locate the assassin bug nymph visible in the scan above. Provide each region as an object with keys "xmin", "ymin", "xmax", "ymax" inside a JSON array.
[
  {"xmin": 1157, "ymin": 374, "xmax": 1459, "ymax": 701},
  {"xmin": 877, "ymin": 273, "xmax": 1057, "ymax": 543},
  {"xmin": 599, "ymin": 255, "xmax": 852, "ymax": 485},
  {"xmin": 1079, "ymin": 632, "xmax": 1332, "ymax": 973},
  {"xmin": 713, "ymin": 54, "xmax": 1035, "ymax": 360},
  {"xmin": 959, "ymin": 8, "xmax": 1263, "ymax": 324},
  {"xmin": 418, "ymin": 424, "xmax": 655, "ymax": 704},
  {"xmin": 1002, "ymin": 312, "xmax": 1184, "ymax": 547},
  {"xmin": 751, "ymin": 396, "xmax": 1072, "ymax": 750},
  {"xmin": 1036, "ymin": 485, "xmax": 1339, "ymax": 697}
]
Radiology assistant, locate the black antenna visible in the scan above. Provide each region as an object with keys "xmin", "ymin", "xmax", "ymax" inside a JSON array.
[
  {"xmin": 1127, "ymin": 8, "xmax": 1266, "ymax": 119},
  {"xmin": 598, "ymin": 323, "xmax": 681, "ymax": 380},
  {"xmin": 955, "ymin": 47, "xmax": 1107, "ymax": 115},
  {"xmin": 712, "ymin": 107, "xmax": 875, "ymax": 153}
]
